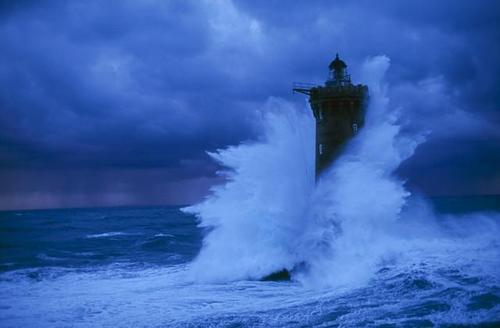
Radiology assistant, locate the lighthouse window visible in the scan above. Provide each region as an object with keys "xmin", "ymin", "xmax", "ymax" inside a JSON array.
[
  {"xmin": 319, "ymin": 144, "xmax": 324, "ymax": 155},
  {"xmin": 352, "ymin": 123, "xmax": 358, "ymax": 134}
]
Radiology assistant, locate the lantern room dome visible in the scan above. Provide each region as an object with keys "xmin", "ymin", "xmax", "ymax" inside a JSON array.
[{"xmin": 329, "ymin": 53, "xmax": 347, "ymax": 70}]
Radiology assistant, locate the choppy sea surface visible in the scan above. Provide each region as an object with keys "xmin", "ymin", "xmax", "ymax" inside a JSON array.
[{"xmin": 0, "ymin": 197, "xmax": 499, "ymax": 327}]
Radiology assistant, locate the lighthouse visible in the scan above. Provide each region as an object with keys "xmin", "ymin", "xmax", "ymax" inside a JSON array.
[
  {"xmin": 293, "ymin": 54, "xmax": 368, "ymax": 178},
  {"xmin": 262, "ymin": 54, "xmax": 369, "ymax": 282}
]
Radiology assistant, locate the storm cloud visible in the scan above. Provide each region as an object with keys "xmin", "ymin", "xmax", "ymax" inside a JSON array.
[{"xmin": 0, "ymin": 0, "xmax": 499, "ymax": 209}]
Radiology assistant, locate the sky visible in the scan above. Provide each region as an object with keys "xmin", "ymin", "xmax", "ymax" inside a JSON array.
[{"xmin": 0, "ymin": 0, "xmax": 499, "ymax": 210}]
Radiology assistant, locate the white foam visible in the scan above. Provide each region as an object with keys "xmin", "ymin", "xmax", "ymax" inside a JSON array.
[
  {"xmin": 154, "ymin": 233, "xmax": 175, "ymax": 238},
  {"xmin": 85, "ymin": 232, "xmax": 140, "ymax": 239}
]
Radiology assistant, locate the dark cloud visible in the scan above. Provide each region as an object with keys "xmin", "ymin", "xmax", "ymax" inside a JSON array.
[
  {"xmin": 399, "ymin": 138, "xmax": 500, "ymax": 196},
  {"xmin": 0, "ymin": 0, "xmax": 499, "ymax": 209},
  {"xmin": 0, "ymin": 0, "xmax": 258, "ymax": 169}
]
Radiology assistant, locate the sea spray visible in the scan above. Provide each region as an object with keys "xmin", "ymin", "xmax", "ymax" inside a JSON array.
[
  {"xmin": 185, "ymin": 56, "xmax": 407, "ymax": 283},
  {"xmin": 184, "ymin": 98, "xmax": 315, "ymax": 281},
  {"xmin": 184, "ymin": 56, "xmax": 498, "ymax": 288}
]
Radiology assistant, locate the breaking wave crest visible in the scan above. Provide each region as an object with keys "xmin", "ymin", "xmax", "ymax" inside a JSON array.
[{"xmin": 184, "ymin": 56, "xmax": 500, "ymax": 287}]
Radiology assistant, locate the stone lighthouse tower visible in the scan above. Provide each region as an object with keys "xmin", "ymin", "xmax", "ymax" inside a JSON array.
[{"xmin": 294, "ymin": 54, "xmax": 368, "ymax": 178}]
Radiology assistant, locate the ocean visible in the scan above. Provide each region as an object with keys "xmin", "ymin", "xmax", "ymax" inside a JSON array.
[{"xmin": 0, "ymin": 198, "xmax": 499, "ymax": 327}]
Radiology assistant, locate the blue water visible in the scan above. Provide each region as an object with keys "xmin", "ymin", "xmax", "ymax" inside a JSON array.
[
  {"xmin": 0, "ymin": 199, "xmax": 499, "ymax": 327},
  {"xmin": 0, "ymin": 207, "xmax": 201, "ymax": 273}
]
